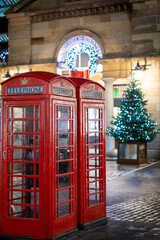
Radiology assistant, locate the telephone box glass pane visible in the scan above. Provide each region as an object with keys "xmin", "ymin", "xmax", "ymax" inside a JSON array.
[
  {"xmin": 59, "ymin": 175, "xmax": 70, "ymax": 188},
  {"xmin": 58, "ymin": 106, "xmax": 70, "ymax": 119},
  {"xmin": 58, "ymin": 134, "xmax": 70, "ymax": 146},
  {"xmin": 12, "ymin": 177, "xmax": 34, "ymax": 189},
  {"xmin": 59, "ymin": 148, "xmax": 70, "ymax": 160},
  {"xmin": 12, "ymin": 191, "xmax": 33, "ymax": 204},
  {"xmin": 8, "ymin": 107, "xmax": 11, "ymax": 118},
  {"xmin": 58, "ymin": 120, "xmax": 70, "ymax": 132},
  {"xmin": 36, "ymin": 120, "xmax": 39, "ymax": 132},
  {"xmin": 13, "ymin": 120, "xmax": 34, "ymax": 132},
  {"xmin": 13, "ymin": 134, "xmax": 34, "ymax": 146},
  {"xmin": 59, "ymin": 203, "xmax": 70, "ymax": 217},
  {"xmin": 58, "ymin": 189, "xmax": 70, "ymax": 203},
  {"xmin": 89, "ymin": 194, "xmax": 100, "ymax": 206},
  {"xmin": 88, "ymin": 108, "xmax": 99, "ymax": 119},
  {"xmin": 8, "ymin": 135, "xmax": 11, "ymax": 146},
  {"xmin": 8, "ymin": 205, "xmax": 34, "ymax": 219},
  {"xmin": 12, "ymin": 163, "xmax": 34, "ymax": 175},
  {"xmin": 36, "ymin": 106, "xmax": 39, "ymax": 118},
  {"xmin": 89, "ymin": 145, "xmax": 100, "ymax": 156},
  {"xmin": 88, "ymin": 121, "xmax": 99, "ymax": 131},
  {"xmin": 88, "ymin": 133, "xmax": 99, "ymax": 143},
  {"xmin": 8, "ymin": 121, "xmax": 11, "ymax": 132},
  {"xmin": 13, "ymin": 106, "xmax": 34, "ymax": 118},
  {"xmin": 58, "ymin": 161, "xmax": 70, "ymax": 174},
  {"xmin": 13, "ymin": 149, "xmax": 34, "ymax": 161}
]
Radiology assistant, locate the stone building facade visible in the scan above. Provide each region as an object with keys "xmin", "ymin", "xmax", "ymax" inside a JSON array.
[{"xmin": 0, "ymin": 0, "xmax": 160, "ymax": 158}]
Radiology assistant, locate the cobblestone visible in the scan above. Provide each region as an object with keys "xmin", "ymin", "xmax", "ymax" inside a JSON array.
[{"xmin": 106, "ymin": 192, "xmax": 160, "ymax": 226}]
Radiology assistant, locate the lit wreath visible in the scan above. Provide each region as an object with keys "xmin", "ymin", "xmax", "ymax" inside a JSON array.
[{"xmin": 65, "ymin": 43, "xmax": 100, "ymax": 77}]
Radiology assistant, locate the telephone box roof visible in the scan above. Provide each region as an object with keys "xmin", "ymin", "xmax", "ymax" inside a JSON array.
[
  {"xmin": 69, "ymin": 77, "xmax": 105, "ymax": 90},
  {"xmin": 1, "ymin": 71, "xmax": 71, "ymax": 85},
  {"xmin": 2, "ymin": 72, "xmax": 105, "ymax": 91}
]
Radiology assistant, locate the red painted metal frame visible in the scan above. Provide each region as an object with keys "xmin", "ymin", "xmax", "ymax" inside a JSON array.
[
  {"xmin": 70, "ymin": 77, "xmax": 106, "ymax": 225},
  {"xmin": 0, "ymin": 72, "xmax": 77, "ymax": 239},
  {"xmin": 1, "ymin": 100, "xmax": 45, "ymax": 238}
]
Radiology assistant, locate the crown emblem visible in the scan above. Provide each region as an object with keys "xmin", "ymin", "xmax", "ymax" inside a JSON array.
[
  {"xmin": 62, "ymin": 80, "xmax": 65, "ymax": 86},
  {"xmin": 91, "ymin": 84, "xmax": 95, "ymax": 90},
  {"xmin": 22, "ymin": 78, "xmax": 28, "ymax": 85}
]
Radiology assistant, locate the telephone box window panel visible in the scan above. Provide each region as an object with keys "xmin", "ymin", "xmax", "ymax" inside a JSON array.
[{"xmin": 6, "ymin": 105, "xmax": 40, "ymax": 220}]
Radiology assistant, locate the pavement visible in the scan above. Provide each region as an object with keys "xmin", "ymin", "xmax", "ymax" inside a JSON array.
[
  {"xmin": 1, "ymin": 159, "xmax": 160, "ymax": 240},
  {"xmin": 77, "ymin": 159, "xmax": 160, "ymax": 240}
]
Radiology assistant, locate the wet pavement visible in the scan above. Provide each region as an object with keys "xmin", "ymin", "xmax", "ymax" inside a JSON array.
[
  {"xmin": 1, "ymin": 159, "xmax": 160, "ymax": 240},
  {"xmin": 77, "ymin": 159, "xmax": 160, "ymax": 240}
]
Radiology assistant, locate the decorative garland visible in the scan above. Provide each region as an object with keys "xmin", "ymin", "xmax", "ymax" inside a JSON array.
[
  {"xmin": 65, "ymin": 43, "xmax": 100, "ymax": 77},
  {"xmin": 0, "ymin": 50, "xmax": 8, "ymax": 63}
]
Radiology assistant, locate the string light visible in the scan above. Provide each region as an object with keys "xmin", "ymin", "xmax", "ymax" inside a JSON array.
[{"xmin": 0, "ymin": 50, "xmax": 8, "ymax": 63}]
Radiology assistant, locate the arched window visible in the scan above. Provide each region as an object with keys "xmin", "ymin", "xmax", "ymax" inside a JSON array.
[
  {"xmin": 76, "ymin": 52, "xmax": 89, "ymax": 69},
  {"xmin": 57, "ymin": 35, "xmax": 103, "ymax": 77}
]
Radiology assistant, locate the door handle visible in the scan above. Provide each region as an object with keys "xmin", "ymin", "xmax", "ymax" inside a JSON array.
[{"xmin": 3, "ymin": 151, "xmax": 6, "ymax": 158}]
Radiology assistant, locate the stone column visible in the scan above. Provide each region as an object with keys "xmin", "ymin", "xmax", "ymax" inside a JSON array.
[{"xmin": 102, "ymin": 78, "xmax": 115, "ymax": 157}]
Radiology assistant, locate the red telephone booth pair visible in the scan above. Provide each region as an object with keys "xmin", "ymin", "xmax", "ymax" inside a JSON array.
[{"xmin": 0, "ymin": 72, "xmax": 106, "ymax": 239}]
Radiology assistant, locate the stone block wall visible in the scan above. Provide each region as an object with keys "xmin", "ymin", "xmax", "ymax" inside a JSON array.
[
  {"xmin": 8, "ymin": 16, "xmax": 31, "ymax": 66},
  {"xmin": 132, "ymin": 0, "xmax": 160, "ymax": 56}
]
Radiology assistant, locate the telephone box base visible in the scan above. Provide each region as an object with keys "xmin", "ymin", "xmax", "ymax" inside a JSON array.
[
  {"xmin": 0, "ymin": 229, "xmax": 78, "ymax": 240},
  {"xmin": 51, "ymin": 229, "xmax": 78, "ymax": 240},
  {"xmin": 78, "ymin": 217, "xmax": 107, "ymax": 231}
]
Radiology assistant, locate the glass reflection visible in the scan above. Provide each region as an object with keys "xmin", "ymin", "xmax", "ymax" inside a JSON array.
[
  {"xmin": 58, "ymin": 106, "xmax": 70, "ymax": 119},
  {"xmin": 13, "ymin": 120, "xmax": 34, "ymax": 133},
  {"xmin": 13, "ymin": 134, "xmax": 34, "ymax": 146},
  {"xmin": 59, "ymin": 202, "xmax": 70, "ymax": 217},
  {"xmin": 12, "ymin": 162, "xmax": 34, "ymax": 175},
  {"xmin": 58, "ymin": 188, "xmax": 70, "ymax": 203},
  {"xmin": 12, "ymin": 177, "xmax": 34, "ymax": 189},
  {"xmin": 13, "ymin": 149, "xmax": 34, "ymax": 161},
  {"xmin": 89, "ymin": 145, "xmax": 100, "ymax": 156},
  {"xmin": 88, "ymin": 121, "xmax": 99, "ymax": 131},
  {"xmin": 8, "ymin": 205, "xmax": 34, "ymax": 219},
  {"xmin": 8, "ymin": 135, "xmax": 11, "ymax": 146},
  {"xmin": 13, "ymin": 106, "xmax": 34, "ymax": 118},
  {"xmin": 88, "ymin": 133, "xmax": 99, "ymax": 144},
  {"xmin": 58, "ymin": 120, "xmax": 70, "ymax": 132},
  {"xmin": 58, "ymin": 161, "xmax": 70, "ymax": 174},
  {"xmin": 88, "ymin": 108, "xmax": 99, "ymax": 119},
  {"xmin": 8, "ymin": 107, "xmax": 11, "ymax": 118},
  {"xmin": 58, "ymin": 134, "xmax": 70, "ymax": 146},
  {"xmin": 8, "ymin": 121, "xmax": 11, "ymax": 133},
  {"xmin": 59, "ymin": 175, "xmax": 70, "ymax": 188},
  {"xmin": 59, "ymin": 148, "xmax": 70, "ymax": 160},
  {"xmin": 36, "ymin": 106, "xmax": 39, "ymax": 118}
]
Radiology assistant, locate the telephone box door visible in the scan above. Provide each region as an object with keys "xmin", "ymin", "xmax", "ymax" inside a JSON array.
[
  {"xmin": 1, "ymin": 100, "xmax": 45, "ymax": 238},
  {"xmin": 52, "ymin": 99, "xmax": 77, "ymax": 236},
  {"xmin": 82, "ymin": 103, "xmax": 106, "ymax": 223}
]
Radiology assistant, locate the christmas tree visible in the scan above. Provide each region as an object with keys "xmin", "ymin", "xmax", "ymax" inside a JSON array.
[{"xmin": 107, "ymin": 77, "xmax": 159, "ymax": 142}]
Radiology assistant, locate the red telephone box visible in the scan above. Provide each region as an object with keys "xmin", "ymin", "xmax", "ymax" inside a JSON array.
[
  {"xmin": 0, "ymin": 72, "xmax": 77, "ymax": 239},
  {"xmin": 70, "ymin": 77, "xmax": 107, "ymax": 228}
]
